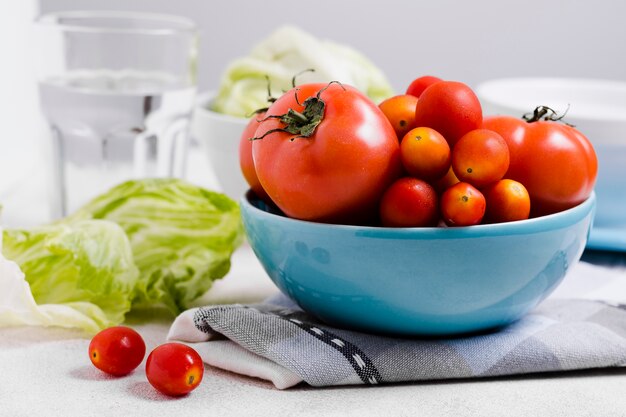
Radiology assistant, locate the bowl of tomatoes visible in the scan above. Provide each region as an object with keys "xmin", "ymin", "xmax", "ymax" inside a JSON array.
[
  {"xmin": 239, "ymin": 76, "xmax": 598, "ymax": 336},
  {"xmin": 242, "ymin": 190, "xmax": 595, "ymax": 336}
]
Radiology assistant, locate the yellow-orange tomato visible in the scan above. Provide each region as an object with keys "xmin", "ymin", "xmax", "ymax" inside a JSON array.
[
  {"xmin": 483, "ymin": 179, "xmax": 531, "ymax": 223},
  {"xmin": 441, "ymin": 182, "xmax": 486, "ymax": 226},
  {"xmin": 434, "ymin": 165, "xmax": 460, "ymax": 194},
  {"xmin": 378, "ymin": 94, "xmax": 419, "ymax": 140},
  {"xmin": 400, "ymin": 127, "xmax": 451, "ymax": 181},
  {"xmin": 452, "ymin": 129, "xmax": 510, "ymax": 188}
]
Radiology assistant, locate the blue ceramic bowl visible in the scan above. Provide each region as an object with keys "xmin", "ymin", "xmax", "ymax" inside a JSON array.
[{"xmin": 241, "ymin": 192, "xmax": 596, "ymax": 336}]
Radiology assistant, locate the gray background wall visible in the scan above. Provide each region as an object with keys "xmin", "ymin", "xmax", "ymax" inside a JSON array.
[{"xmin": 40, "ymin": 0, "xmax": 626, "ymax": 92}]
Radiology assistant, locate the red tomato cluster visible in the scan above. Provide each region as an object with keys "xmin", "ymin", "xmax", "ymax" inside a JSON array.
[
  {"xmin": 239, "ymin": 75, "xmax": 597, "ymax": 228},
  {"xmin": 89, "ymin": 326, "xmax": 204, "ymax": 397}
]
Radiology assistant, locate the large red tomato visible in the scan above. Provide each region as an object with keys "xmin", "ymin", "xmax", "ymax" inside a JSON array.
[
  {"xmin": 482, "ymin": 113, "xmax": 597, "ymax": 216},
  {"xmin": 252, "ymin": 83, "xmax": 402, "ymax": 224},
  {"xmin": 413, "ymin": 81, "xmax": 483, "ymax": 147}
]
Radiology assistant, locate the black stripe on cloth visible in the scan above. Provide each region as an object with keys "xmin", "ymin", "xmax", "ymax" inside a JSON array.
[
  {"xmin": 193, "ymin": 306, "xmax": 384, "ymax": 385},
  {"xmin": 193, "ymin": 307, "xmax": 214, "ymax": 334},
  {"xmin": 280, "ymin": 315, "xmax": 384, "ymax": 385}
]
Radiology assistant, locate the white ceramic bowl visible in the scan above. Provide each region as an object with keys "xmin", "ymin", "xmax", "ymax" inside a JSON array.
[
  {"xmin": 191, "ymin": 92, "xmax": 249, "ymax": 200},
  {"xmin": 476, "ymin": 78, "xmax": 626, "ymax": 250}
]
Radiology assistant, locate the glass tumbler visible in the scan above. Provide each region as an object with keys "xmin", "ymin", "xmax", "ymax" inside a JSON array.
[{"xmin": 34, "ymin": 11, "xmax": 198, "ymax": 218}]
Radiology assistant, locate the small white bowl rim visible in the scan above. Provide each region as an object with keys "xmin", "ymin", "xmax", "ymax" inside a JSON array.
[{"xmin": 194, "ymin": 91, "xmax": 250, "ymax": 124}]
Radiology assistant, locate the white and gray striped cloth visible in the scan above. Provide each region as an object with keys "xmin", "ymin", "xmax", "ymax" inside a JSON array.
[{"xmin": 168, "ymin": 293, "xmax": 626, "ymax": 389}]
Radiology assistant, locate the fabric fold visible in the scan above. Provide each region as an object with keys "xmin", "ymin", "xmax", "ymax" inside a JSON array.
[{"xmin": 169, "ymin": 295, "xmax": 626, "ymax": 389}]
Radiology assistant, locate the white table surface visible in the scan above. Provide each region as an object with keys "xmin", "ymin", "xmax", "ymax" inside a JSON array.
[{"xmin": 1, "ymin": 142, "xmax": 626, "ymax": 417}]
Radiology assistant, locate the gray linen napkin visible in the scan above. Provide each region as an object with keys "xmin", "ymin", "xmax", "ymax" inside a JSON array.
[{"xmin": 168, "ymin": 293, "xmax": 626, "ymax": 389}]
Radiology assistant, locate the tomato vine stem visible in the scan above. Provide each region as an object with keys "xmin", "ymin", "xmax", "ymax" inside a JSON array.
[
  {"xmin": 250, "ymin": 81, "xmax": 346, "ymax": 142},
  {"xmin": 523, "ymin": 105, "xmax": 575, "ymax": 127}
]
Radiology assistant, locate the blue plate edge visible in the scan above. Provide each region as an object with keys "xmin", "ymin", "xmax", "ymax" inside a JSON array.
[{"xmin": 586, "ymin": 227, "xmax": 626, "ymax": 252}]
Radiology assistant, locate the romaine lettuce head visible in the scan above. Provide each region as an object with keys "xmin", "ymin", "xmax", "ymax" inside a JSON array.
[
  {"xmin": 2, "ymin": 220, "xmax": 139, "ymax": 332},
  {"xmin": 212, "ymin": 25, "xmax": 394, "ymax": 117},
  {"xmin": 66, "ymin": 179, "xmax": 243, "ymax": 314}
]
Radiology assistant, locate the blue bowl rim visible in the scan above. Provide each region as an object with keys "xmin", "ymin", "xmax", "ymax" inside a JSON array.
[{"xmin": 241, "ymin": 191, "xmax": 596, "ymax": 239}]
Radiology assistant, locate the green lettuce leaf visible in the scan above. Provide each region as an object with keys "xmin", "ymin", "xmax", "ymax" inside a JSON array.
[
  {"xmin": 65, "ymin": 178, "xmax": 244, "ymax": 314},
  {"xmin": 1, "ymin": 220, "xmax": 139, "ymax": 332},
  {"xmin": 212, "ymin": 25, "xmax": 394, "ymax": 117}
]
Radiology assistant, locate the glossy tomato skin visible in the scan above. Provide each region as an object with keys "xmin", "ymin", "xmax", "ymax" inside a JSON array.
[
  {"xmin": 89, "ymin": 326, "xmax": 146, "ymax": 376},
  {"xmin": 239, "ymin": 112, "xmax": 270, "ymax": 201},
  {"xmin": 482, "ymin": 116, "xmax": 598, "ymax": 216},
  {"xmin": 400, "ymin": 127, "xmax": 451, "ymax": 181},
  {"xmin": 379, "ymin": 178, "xmax": 439, "ymax": 227},
  {"xmin": 405, "ymin": 75, "xmax": 442, "ymax": 98},
  {"xmin": 414, "ymin": 81, "xmax": 483, "ymax": 147},
  {"xmin": 146, "ymin": 343, "xmax": 204, "ymax": 397},
  {"xmin": 378, "ymin": 94, "xmax": 418, "ymax": 139},
  {"xmin": 253, "ymin": 83, "xmax": 402, "ymax": 224},
  {"xmin": 451, "ymin": 129, "xmax": 510, "ymax": 188},
  {"xmin": 483, "ymin": 179, "xmax": 530, "ymax": 223},
  {"xmin": 441, "ymin": 182, "xmax": 486, "ymax": 226}
]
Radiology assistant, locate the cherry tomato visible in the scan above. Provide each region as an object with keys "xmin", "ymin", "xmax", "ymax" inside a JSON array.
[
  {"xmin": 483, "ymin": 113, "xmax": 597, "ymax": 216},
  {"xmin": 400, "ymin": 127, "xmax": 450, "ymax": 181},
  {"xmin": 89, "ymin": 326, "xmax": 146, "ymax": 376},
  {"xmin": 482, "ymin": 179, "xmax": 530, "ymax": 223},
  {"xmin": 253, "ymin": 83, "xmax": 402, "ymax": 224},
  {"xmin": 434, "ymin": 166, "xmax": 460, "ymax": 194},
  {"xmin": 405, "ymin": 75, "xmax": 442, "ymax": 98},
  {"xmin": 379, "ymin": 178, "xmax": 439, "ymax": 227},
  {"xmin": 451, "ymin": 129, "xmax": 510, "ymax": 188},
  {"xmin": 146, "ymin": 343, "xmax": 204, "ymax": 397},
  {"xmin": 378, "ymin": 94, "xmax": 419, "ymax": 139},
  {"xmin": 239, "ymin": 112, "xmax": 270, "ymax": 201},
  {"xmin": 441, "ymin": 182, "xmax": 486, "ymax": 226},
  {"xmin": 414, "ymin": 81, "xmax": 483, "ymax": 147}
]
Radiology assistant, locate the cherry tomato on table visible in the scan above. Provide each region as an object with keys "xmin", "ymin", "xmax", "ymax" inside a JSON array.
[
  {"xmin": 146, "ymin": 343, "xmax": 204, "ymax": 397},
  {"xmin": 414, "ymin": 81, "xmax": 483, "ymax": 147},
  {"xmin": 483, "ymin": 111, "xmax": 597, "ymax": 216},
  {"xmin": 89, "ymin": 326, "xmax": 146, "ymax": 376},
  {"xmin": 378, "ymin": 94, "xmax": 419, "ymax": 140},
  {"xmin": 451, "ymin": 129, "xmax": 510, "ymax": 188},
  {"xmin": 379, "ymin": 177, "xmax": 439, "ymax": 227},
  {"xmin": 252, "ymin": 83, "xmax": 402, "ymax": 224}
]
